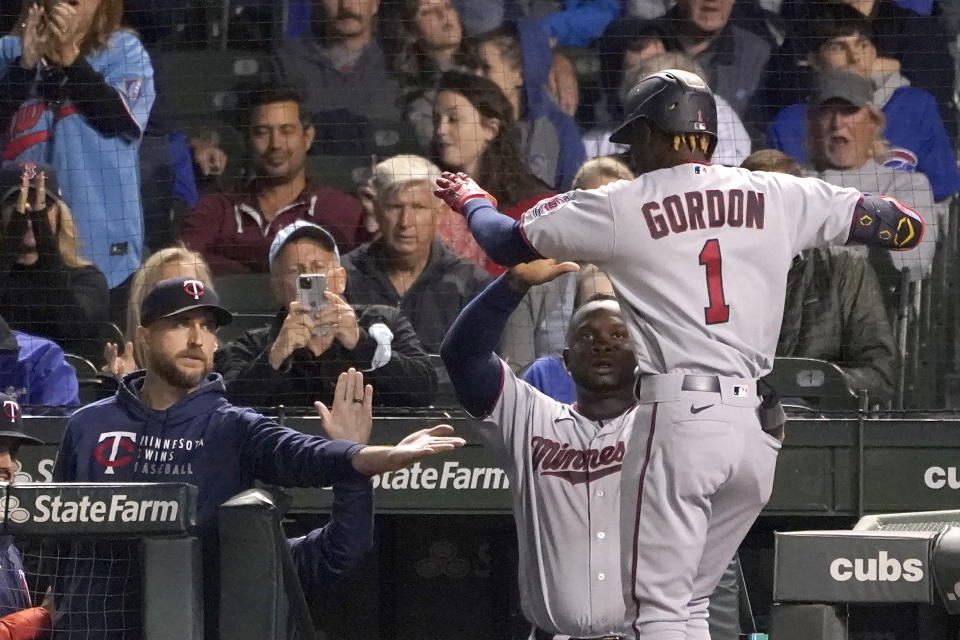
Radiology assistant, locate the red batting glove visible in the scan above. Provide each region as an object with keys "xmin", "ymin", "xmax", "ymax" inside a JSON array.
[{"xmin": 434, "ymin": 172, "xmax": 498, "ymax": 215}]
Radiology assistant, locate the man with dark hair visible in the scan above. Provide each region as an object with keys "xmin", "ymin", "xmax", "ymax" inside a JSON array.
[
  {"xmin": 441, "ymin": 259, "xmax": 641, "ymax": 640},
  {"xmin": 766, "ymin": 2, "xmax": 960, "ymax": 203},
  {"xmin": 179, "ymin": 83, "xmax": 367, "ymax": 275},
  {"xmin": 274, "ymin": 0, "xmax": 400, "ymax": 125}
]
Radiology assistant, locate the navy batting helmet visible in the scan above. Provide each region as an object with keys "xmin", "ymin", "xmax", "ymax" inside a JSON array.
[{"xmin": 609, "ymin": 69, "xmax": 717, "ymax": 152}]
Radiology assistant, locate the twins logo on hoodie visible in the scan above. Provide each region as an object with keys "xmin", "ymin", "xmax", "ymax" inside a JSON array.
[
  {"xmin": 94, "ymin": 432, "xmax": 137, "ymax": 475},
  {"xmin": 93, "ymin": 431, "xmax": 205, "ymax": 477}
]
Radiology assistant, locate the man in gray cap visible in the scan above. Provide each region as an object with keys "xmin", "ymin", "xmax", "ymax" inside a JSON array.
[
  {"xmin": 805, "ymin": 68, "xmax": 939, "ymax": 287},
  {"xmin": 218, "ymin": 220, "xmax": 438, "ymax": 408}
]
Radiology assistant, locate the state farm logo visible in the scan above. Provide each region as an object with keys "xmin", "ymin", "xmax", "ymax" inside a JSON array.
[
  {"xmin": 829, "ymin": 552, "xmax": 924, "ymax": 582},
  {"xmin": 0, "ymin": 496, "xmax": 29, "ymax": 524},
  {"xmin": 182, "ymin": 280, "xmax": 205, "ymax": 300},
  {"xmin": 0, "ymin": 494, "xmax": 179, "ymax": 524},
  {"xmin": 94, "ymin": 432, "xmax": 137, "ymax": 475}
]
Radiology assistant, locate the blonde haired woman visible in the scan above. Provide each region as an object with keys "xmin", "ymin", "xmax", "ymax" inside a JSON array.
[
  {"xmin": 102, "ymin": 245, "xmax": 213, "ymax": 377},
  {"xmin": 0, "ymin": 161, "xmax": 109, "ymax": 360}
]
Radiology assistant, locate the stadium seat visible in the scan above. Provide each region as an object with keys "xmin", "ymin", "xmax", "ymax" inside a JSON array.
[
  {"xmin": 153, "ymin": 49, "xmax": 275, "ymax": 127},
  {"xmin": 306, "ymin": 155, "xmax": 369, "ymax": 193},
  {"xmin": 218, "ymin": 313, "xmax": 276, "ymax": 345},
  {"xmin": 64, "ymin": 354, "xmax": 99, "ymax": 379},
  {"xmin": 212, "ymin": 274, "xmax": 274, "ymax": 313},
  {"xmin": 763, "ymin": 357, "xmax": 861, "ymax": 411}
]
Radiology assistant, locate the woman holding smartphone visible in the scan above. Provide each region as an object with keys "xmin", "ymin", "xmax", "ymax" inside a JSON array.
[{"xmin": 0, "ymin": 0, "xmax": 155, "ymax": 293}]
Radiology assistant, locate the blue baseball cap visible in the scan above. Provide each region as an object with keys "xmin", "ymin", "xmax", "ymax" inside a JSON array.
[
  {"xmin": 140, "ymin": 277, "xmax": 233, "ymax": 327},
  {"xmin": 268, "ymin": 221, "xmax": 340, "ymax": 267}
]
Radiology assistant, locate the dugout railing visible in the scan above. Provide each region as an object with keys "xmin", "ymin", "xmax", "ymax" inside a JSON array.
[{"xmin": 8, "ymin": 482, "xmax": 202, "ymax": 640}]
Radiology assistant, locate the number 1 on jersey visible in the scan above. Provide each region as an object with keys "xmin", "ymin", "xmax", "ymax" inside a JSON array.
[{"xmin": 698, "ymin": 239, "xmax": 730, "ymax": 324}]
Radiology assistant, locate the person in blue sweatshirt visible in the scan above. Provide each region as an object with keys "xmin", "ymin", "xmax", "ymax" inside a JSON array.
[
  {"xmin": 0, "ymin": 316, "xmax": 78, "ymax": 409},
  {"xmin": 51, "ymin": 276, "xmax": 464, "ymax": 639}
]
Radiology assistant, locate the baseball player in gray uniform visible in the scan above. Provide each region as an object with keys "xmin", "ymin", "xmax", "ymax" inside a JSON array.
[
  {"xmin": 434, "ymin": 70, "xmax": 925, "ymax": 639},
  {"xmin": 440, "ymin": 258, "xmax": 638, "ymax": 639}
]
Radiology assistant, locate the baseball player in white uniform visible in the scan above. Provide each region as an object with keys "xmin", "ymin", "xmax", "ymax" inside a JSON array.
[
  {"xmin": 440, "ymin": 259, "xmax": 638, "ymax": 639},
  {"xmin": 434, "ymin": 70, "xmax": 925, "ymax": 640}
]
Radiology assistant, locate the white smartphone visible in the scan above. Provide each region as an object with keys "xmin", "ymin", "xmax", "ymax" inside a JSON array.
[{"xmin": 296, "ymin": 273, "xmax": 330, "ymax": 335}]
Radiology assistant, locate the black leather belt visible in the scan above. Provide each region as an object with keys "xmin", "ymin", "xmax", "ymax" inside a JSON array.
[
  {"xmin": 533, "ymin": 628, "xmax": 623, "ymax": 640},
  {"xmin": 635, "ymin": 374, "xmax": 723, "ymax": 396},
  {"xmin": 680, "ymin": 374, "xmax": 722, "ymax": 393}
]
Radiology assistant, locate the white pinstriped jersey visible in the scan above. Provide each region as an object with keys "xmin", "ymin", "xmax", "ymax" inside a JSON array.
[
  {"xmin": 483, "ymin": 364, "xmax": 638, "ymax": 637},
  {"xmin": 520, "ymin": 164, "xmax": 863, "ymax": 378}
]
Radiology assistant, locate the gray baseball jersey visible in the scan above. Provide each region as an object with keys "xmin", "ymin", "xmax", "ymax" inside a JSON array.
[
  {"xmin": 483, "ymin": 363, "xmax": 639, "ymax": 637},
  {"xmin": 516, "ymin": 162, "xmax": 866, "ymax": 639},
  {"xmin": 520, "ymin": 164, "xmax": 862, "ymax": 378}
]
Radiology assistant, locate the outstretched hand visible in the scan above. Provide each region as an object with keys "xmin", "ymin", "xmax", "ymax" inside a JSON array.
[
  {"xmin": 506, "ymin": 258, "xmax": 580, "ymax": 290},
  {"xmin": 434, "ymin": 172, "xmax": 498, "ymax": 214},
  {"xmin": 350, "ymin": 424, "xmax": 466, "ymax": 476},
  {"xmin": 315, "ymin": 367, "xmax": 373, "ymax": 444}
]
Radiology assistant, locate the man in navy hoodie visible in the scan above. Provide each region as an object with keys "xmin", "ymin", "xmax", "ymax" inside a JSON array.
[{"xmin": 52, "ymin": 276, "xmax": 464, "ymax": 638}]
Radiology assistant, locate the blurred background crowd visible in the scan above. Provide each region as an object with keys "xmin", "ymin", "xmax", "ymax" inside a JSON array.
[{"xmin": 0, "ymin": 0, "xmax": 957, "ymax": 413}]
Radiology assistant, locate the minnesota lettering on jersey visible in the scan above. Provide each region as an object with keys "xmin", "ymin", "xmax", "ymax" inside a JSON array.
[
  {"xmin": 531, "ymin": 436, "xmax": 625, "ymax": 484},
  {"xmin": 642, "ymin": 189, "xmax": 765, "ymax": 240}
]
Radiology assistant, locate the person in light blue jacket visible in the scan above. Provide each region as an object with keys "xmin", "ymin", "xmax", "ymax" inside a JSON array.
[{"xmin": 0, "ymin": 0, "xmax": 155, "ymax": 290}]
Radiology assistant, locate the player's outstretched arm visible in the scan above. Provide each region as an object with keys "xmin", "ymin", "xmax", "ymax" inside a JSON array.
[
  {"xmin": 434, "ymin": 172, "xmax": 542, "ymax": 267},
  {"xmin": 848, "ymin": 195, "xmax": 924, "ymax": 250},
  {"xmin": 350, "ymin": 425, "xmax": 466, "ymax": 476},
  {"xmin": 440, "ymin": 260, "xmax": 579, "ymax": 416}
]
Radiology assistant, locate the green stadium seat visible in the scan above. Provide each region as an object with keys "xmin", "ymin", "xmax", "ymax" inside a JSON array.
[
  {"xmin": 64, "ymin": 353, "xmax": 99, "ymax": 379},
  {"xmin": 764, "ymin": 357, "xmax": 861, "ymax": 411},
  {"xmin": 212, "ymin": 274, "xmax": 274, "ymax": 314},
  {"xmin": 217, "ymin": 313, "xmax": 275, "ymax": 345},
  {"xmin": 154, "ymin": 49, "xmax": 275, "ymax": 126}
]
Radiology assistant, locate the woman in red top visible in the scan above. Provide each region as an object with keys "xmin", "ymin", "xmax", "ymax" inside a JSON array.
[{"xmin": 432, "ymin": 71, "xmax": 553, "ymax": 274}]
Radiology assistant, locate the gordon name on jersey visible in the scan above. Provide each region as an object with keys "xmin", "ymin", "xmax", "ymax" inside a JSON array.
[{"xmin": 642, "ymin": 188, "xmax": 765, "ymax": 240}]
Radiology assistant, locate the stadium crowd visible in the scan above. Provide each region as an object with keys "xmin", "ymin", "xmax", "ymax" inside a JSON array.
[
  {"xmin": 0, "ymin": 0, "xmax": 952, "ymax": 410},
  {"xmin": 0, "ymin": 0, "xmax": 954, "ymax": 636}
]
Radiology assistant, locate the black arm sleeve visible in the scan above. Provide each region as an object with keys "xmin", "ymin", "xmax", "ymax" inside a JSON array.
[{"xmin": 42, "ymin": 57, "xmax": 140, "ymax": 139}]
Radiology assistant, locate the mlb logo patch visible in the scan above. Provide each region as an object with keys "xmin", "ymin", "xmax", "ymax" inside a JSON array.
[
  {"xmin": 694, "ymin": 166, "xmax": 706, "ymax": 175},
  {"xmin": 733, "ymin": 385, "xmax": 749, "ymax": 397}
]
